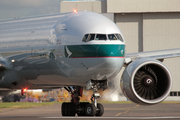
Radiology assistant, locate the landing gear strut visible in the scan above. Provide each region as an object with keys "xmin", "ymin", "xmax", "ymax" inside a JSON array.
[
  {"xmin": 61, "ymin": 80, "xmax": 107, "ymax": 117},
  {"xmin": 61, "ymin": 86, "xmax": 82, "ymax": 116}
]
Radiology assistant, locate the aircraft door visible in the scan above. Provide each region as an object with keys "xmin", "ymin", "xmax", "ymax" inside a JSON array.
[{"xmin": 56, "ymin": 29, "xmax": 67, "ymax": 58}]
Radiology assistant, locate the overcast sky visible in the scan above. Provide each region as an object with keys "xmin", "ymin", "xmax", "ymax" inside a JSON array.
[{"xmin": 0, "ymin": 0, "xmax": 64, "ymax": 20}]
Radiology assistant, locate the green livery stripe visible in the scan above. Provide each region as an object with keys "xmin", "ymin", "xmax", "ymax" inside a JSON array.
[{"xmin": 65, "ymin": 44, "xmax": 125, "ymax": 58}]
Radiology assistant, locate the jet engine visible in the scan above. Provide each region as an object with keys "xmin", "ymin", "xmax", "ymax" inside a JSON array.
[
  {"xmin": 0, "ymin": 60, "xmax": 7, "ymax": 83},
  {"xmin": 121, "ymin": 58, "xmax": 172, "ymax": 105}
]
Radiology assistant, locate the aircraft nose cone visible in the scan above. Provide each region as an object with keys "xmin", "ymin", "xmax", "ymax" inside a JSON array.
[{"xmin": 94, "ymin": 44, "xmax": 125, "ymax": 80}]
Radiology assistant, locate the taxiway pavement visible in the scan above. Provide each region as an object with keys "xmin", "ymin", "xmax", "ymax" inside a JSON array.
[{"xmin": 0, "ymin": 102, "xmax": 180, "ymax": 120}]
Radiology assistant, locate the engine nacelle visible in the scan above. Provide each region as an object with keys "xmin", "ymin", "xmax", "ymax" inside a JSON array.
[{"xmin": 121, "ymin": 58, "xmax": 172, "ymax": 105}]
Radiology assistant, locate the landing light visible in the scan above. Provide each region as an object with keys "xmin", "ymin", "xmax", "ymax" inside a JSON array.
[
  {"xmin": 23, "ymin": 88, "xmax": 27, "ymax": 92},
  {"xmin": 73, "ymin": 9, "xmax": 77, "ymax": 13},
  {"xmin": 21, "ymin": 88, "xmax": 28, "ymax": 96}
]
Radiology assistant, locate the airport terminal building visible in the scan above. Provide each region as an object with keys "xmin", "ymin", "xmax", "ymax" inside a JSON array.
[{"xmin": 61, "ymin": 0, "xmax": 180, "ymax": 100}]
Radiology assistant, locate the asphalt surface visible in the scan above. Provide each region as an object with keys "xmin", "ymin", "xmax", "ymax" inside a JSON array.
[{"xmin": 0, "ymin": 102, "xmax": 180, "ymax": 120}]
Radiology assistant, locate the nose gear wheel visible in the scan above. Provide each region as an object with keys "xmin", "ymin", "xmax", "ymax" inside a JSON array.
[{"xmin": 61, "ymin": 82, "xmax": 106, "ymax": 117}]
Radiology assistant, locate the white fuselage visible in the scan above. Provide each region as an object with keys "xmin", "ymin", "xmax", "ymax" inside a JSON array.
[{"xmin": 0, "ymin": 11, "xmax": 125, "ymax": 89}]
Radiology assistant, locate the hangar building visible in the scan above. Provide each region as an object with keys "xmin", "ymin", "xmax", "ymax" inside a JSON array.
[{"xmin": 61, "ymin": 0, "xmax": 180, "ymax": 100}]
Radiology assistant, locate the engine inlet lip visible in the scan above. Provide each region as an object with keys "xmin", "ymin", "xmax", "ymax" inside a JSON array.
[{"xmin": 130, "ymin": 59, "xmax": 172, "ymax": 105}]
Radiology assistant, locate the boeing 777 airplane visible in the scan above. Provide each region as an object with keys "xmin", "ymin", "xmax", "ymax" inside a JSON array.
[{"xmin": 0, "ymin": 11, "xmax": 180, "ymax": 116}]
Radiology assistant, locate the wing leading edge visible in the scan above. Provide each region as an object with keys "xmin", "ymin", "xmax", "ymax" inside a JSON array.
[{"xmin": 125, "ymin": 48, "xmax": 180, "ymax": 64}]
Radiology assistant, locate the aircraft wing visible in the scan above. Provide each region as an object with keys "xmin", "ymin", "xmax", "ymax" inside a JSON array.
[{"xmin": 125, "ymin": 48, "xmax": 180, "ymax": 64}]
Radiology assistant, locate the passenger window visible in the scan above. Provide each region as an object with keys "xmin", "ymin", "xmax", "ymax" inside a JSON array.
[
  {"xmin": 115, "ymin": 34, "xmax": 123, "ymax": 42},
  {"xmin": 95, "ymin": 34, "xmax": 107, "ymax": 40},
  {"xmin": 89, "ymin": 34, "xmax": 95, "ymax": 41},
  {"xmin": 108, "ymin": 34, "xmax": 117, "ymax": 40},
  {"xmin": 82, "ymin": 34, "xmax": 89, "ymax": 42}
]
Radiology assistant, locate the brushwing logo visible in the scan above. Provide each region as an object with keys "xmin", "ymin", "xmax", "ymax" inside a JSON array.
[{"xmin": 65, "ymin": 46, "xmax": 72, "ymax": 58}]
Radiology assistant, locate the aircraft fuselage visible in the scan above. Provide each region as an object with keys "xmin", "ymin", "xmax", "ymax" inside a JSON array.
[{"xmin": 0, "ymin": 11, "xmax": 125, "ymax": 89}]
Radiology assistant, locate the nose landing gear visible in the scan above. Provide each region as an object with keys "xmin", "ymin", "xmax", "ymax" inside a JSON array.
[{"xmin": 61, "ymin": 80, "xmax": 107, "ymax": 117}]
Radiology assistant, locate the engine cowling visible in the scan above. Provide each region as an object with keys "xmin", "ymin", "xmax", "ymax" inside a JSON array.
[{"xmin": 121, "ymin": 58, "xmax": 172, "ymax": 105}]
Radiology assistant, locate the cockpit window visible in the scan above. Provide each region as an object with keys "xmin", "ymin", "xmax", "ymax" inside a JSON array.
[
  {"xmin": 89, "ymin": 34, "xmax": 95, "ymax": 41},
  {"xmin": 82, "ymin": 33, "xmax": 123, "ymax": 42},
  {"xmin": 108, "ymin": 34, "xmax": 117, "ymax": 40},
  {"xmin": 95, "ymin": 34, "xmax": 107, "ymax": 40},
  {"xmin": 82, "ymin": 34, "xmax": 89, "ymax": 42},
  {"xmin": 115, "ymin": 34, "xmax": 123, "ymax": 42}
]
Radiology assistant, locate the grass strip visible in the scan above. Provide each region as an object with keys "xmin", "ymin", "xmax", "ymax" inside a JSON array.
[
  {"xmin": 0, "ymin": 102, "xmax": 59, "ymax": 109},
  {"xmin": 99, "ymin": 101, "xmax": 133, "ymax": 104},
  {"xmin": 100, "ymin": 101, "xmax": 180, "ymax": 104},
  {"xmin": 79, "ymin": 100, "xmax": 133, "ymax": 104},
  {"xmin": 0, "ymin": 101, "xmax": 179, "ymax": 109},
  {"xmin": 161, "ymin": 101, "xmax": 180, "ymax": 104}
]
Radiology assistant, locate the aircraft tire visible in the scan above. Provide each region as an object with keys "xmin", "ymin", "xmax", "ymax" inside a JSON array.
[
  {"xmin": 77, "ymin": 102, "xmax": 89, "ymax": 116},
  {"xmin": 61, "ymin": 102, "xmax": 76, "ymax": 116},
  {"xmin": 85, "ymin": 103, "xmax": 96, "ymax": 116},
  {"xmin": 95, "ymin": 103, "xmax": 104, "ymax": 116}
]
